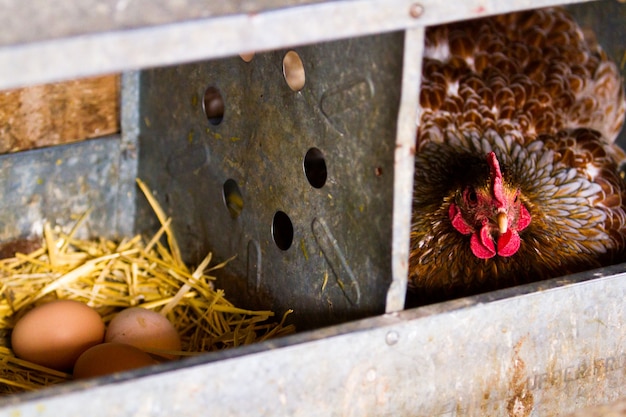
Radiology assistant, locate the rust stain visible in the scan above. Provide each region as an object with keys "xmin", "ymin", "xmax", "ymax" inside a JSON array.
[{"xmin": 507, "ymin": 338, "xmax": 534, "ymax": 417}]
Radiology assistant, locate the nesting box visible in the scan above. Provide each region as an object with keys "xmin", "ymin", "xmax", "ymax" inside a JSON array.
[{"xmin": 0, "ymin": 0, "xmax": 625, "ymax": 415}]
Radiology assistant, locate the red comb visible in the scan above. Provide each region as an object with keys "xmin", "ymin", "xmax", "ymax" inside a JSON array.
[{"xmin": 488, "ymin": 152, "xmax": 506, "ymax": 209}]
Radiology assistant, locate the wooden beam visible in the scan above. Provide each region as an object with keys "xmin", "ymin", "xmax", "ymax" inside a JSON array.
[{"xmin": 0, "ymin": 74, "xmax": 120, "ymax": 153}]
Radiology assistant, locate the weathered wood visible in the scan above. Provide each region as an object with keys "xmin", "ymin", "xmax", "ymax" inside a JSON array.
[{"xmin": 0, "ymin": 75, "xmax": 119, "ymax": 153}]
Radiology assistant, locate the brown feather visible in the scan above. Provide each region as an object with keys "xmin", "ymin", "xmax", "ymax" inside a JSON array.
[{"xmin": 409, "ymin": 7, "xmax": 626, "ymax": 303}]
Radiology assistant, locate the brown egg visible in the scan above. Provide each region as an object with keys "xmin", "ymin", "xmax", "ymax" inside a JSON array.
[
  {"xmin": 105, "ymin": 307, "xmax": 181, "ymax": 360},
  {"xmin": 11, "ymin": 300, "xmax": 105, "ymax": 371},
  {"xmin": 73, "ymin": 342, "xmax": 158, "ymax": 379}
]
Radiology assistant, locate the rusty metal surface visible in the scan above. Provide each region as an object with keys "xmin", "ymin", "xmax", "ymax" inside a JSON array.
[
  {"xmin": 0, "ymin": 0, "xmax": 593, "ymax": 90},
  {"xmin": 136, "ymin": 32, "xmax": 404, "ymax": 330},
  {"xmin": 1, "ymin": 267, "xmax": 625, "ymax": 416}
]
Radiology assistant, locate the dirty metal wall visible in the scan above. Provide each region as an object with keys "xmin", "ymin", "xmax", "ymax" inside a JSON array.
[{"xmin": 135, "ymin": 32, "xmax": 403, "ymax": 330}]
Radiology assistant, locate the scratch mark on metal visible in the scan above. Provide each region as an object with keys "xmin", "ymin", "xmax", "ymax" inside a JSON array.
[{"xmin": 311, "ymin": 217, "xmax": 360, "ymax": 304}]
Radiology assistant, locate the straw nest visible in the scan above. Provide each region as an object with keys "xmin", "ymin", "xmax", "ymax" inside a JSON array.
[{"xmin": 0, "ymin": 179, "xmax": 294, "ymax": 395}]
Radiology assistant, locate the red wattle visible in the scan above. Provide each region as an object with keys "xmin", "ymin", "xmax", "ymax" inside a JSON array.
[
  {"xmin": 518, "ymin": 204, "xmax": 531, "ymax": 230},
  {"xmin": 449, "ymin": 203, "xmax": 472, "ymax": 235},
  {"xmin": 470, "ymin": 225, "xmax": 496, "ymax": 259},
  {"xmin": 497, "ymin": 229, "xmax": 521, "ymax": 256}
]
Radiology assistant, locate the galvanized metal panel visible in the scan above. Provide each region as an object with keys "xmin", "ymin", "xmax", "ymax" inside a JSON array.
[
  {"xmin": 0, "ymin": 72, "xmax": 138, "ymax": 241},
  {"xmin": 0, "ymin": 0, "xmax": 329, "ymax": 46},
  {"xmin": 116, "ymin": 71, "xmax": 141, "ymax": 238},
  {"xmin": 0, "ymin": 0, "xmax": 594, "ymax": 90},
  {"xmin": 568, "ymin": 0, "xmax": 626, "ymax": 147},
  {"xmin": 563, "ymin": 398, "xmax": 626, "ymax": 416},
  {"xmin": 135, "ymin": 32, "xmax": 404, "ymax": 330},
  {"xmin": 0, "ymin": 136, "xmax": 133, "ymax": 241},
  {"xmin": 0, "ymin": 268, "xmax": 624, "ymax": 416}
]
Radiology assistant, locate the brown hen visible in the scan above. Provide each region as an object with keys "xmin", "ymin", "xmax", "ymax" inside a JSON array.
[{"xmin": 409, "ymin": 7, "xmax": 626, "ymax": 303}]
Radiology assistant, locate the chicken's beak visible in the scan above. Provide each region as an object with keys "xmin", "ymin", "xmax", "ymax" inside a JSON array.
[{"xmin": 497, "ymin": 211, "xmax": 508, "ymax": 234}]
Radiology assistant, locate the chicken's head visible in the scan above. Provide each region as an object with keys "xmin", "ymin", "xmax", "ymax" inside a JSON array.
[{"xmin": 448, "ymin": 152, "xmax": 531, "ymax": 259}]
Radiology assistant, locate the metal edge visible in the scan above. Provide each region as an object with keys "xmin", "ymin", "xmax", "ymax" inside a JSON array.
[
  {"xmin": 1, "ymin": 262, "xmax": 624, "ymax": 414},
  {"xmin": 114, "ymin": 71, "xmax": 140, "ymax": 238},
  {"xmin": 0, "ymin": 0, "xmax": 593, "ymax": 90},
  {"xmin": 386, "ymin": 27, "xmax": 424, "ymax": 313}
]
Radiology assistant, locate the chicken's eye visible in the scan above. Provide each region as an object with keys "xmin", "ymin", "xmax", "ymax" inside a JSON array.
[{"xmin": 464, "ymin": 187, "xmax": 478, "ymax": 206}]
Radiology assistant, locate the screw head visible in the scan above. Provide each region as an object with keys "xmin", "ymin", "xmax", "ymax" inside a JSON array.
[{"xmin": 386, "ymin": 330, "xmax": 399, "ymax": 345}]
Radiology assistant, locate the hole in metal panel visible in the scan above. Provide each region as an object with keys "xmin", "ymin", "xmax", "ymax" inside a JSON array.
[
  {"xmin": 272, "ymin": 211, "xmax": 294, "ymax": 251},
  {"xmin": 304, "ymin": 147, "xmax": 327, "ymax": 189},
  {"xmin": 240, "ymin": 52, "xmax": 255, "ymax": 62},
  {"xmin": 282, "ymin": 51, "xmax": 306, "ymax": 91},
  {"xmin": 203, "ymin": 86, "xmax": 224, "ymax": 125},
  {"xmin": 223, "ymin": 179, "xmax": 243, "ymax": 219}
]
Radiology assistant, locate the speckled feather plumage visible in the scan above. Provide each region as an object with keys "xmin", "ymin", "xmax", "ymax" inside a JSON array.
[{"xmin": 409, "ymin": 8, "xmax": 626, "ymax": 301}]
